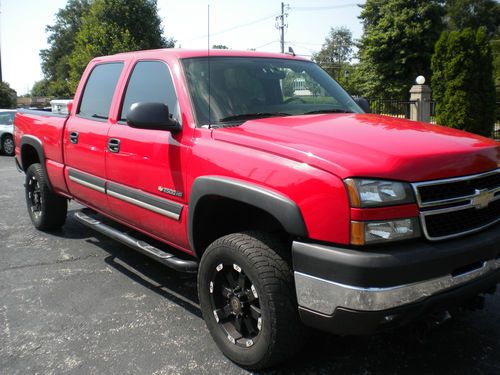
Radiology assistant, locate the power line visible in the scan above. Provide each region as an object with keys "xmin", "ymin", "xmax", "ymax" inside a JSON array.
[
  {"xmin": 178, "ymin": 12, "xmax": 279, "ymax": 43},
  {"xmin": 291, "ymin": 3, "xmax": 360, "ymax": 11},
  {"xmin": 252, "ymin": 40, "xmax": 280, "ymax": 50}
]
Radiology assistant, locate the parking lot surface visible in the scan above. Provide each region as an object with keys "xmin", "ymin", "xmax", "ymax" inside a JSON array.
[{"xmin": 0, "ymin": 155, "xmax": 499, "ymax": 374}]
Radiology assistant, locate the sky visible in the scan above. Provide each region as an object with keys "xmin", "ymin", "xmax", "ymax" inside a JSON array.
[{"xmin": 1, "ymin": 0, "xmax": 365, "ymax": 95}]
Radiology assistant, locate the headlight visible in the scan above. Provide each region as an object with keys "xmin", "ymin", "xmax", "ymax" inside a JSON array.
[
  {"xmin": 351, "ymin": 218, "xmax": 421, "ymax": 245},
  {"xmin": 344, "ymin": 178, "xmax": 415, "ymax": 207}
]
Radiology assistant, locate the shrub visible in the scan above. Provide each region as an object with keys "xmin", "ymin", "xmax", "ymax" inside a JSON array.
[{"xmin": 431, "ymin": 28, "xmax": 496, "ymax": 137}]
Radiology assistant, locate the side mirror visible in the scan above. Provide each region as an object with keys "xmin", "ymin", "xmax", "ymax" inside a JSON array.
[
  {"xmin": 126, "ymin": 102, "xmax": 181, "ymax": 132},
  {"xmin": 353, "ymin": 97, "xmax": 370, "ymax": 113}
]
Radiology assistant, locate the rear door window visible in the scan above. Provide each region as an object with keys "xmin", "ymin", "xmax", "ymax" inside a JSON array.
[{"xmin": 78, "ymin": 62, "xmax": 124, "ymax": 120}]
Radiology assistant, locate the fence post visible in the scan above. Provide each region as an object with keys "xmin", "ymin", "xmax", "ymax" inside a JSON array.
[{"xmin": 409, "ymin": 83, "xmax": 431, "ymax": 122}]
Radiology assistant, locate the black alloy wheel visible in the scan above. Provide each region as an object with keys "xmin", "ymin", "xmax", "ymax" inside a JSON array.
[
  {"xmin": 27, "ymin": 173, "xmax": 43, "ymax": 221},
  {"xmin": 209, "ymin": 261, "xmax": 262, "ymax": 349}
]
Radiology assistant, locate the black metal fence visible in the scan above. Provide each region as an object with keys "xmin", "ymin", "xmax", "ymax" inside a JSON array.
[
  {"xmin": 429, "ymin": 100, "xmax": 437, "ymax": 124},
  {"xmin": 369, "ymin": 99, "xmax": 499, "ymax": 141},
  {"xmin": 368, "ymin": 99, "xmax": 416, "ymax": 119}
]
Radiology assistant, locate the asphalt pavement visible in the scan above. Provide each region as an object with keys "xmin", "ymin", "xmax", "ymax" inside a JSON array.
[{"xmin": 0, "ymin": 154, "xmax": 499, "ymax": 375}]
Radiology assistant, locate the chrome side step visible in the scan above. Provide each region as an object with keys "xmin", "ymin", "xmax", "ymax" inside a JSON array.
[{"xmin": 74, "ymin": 210, "xmax": 198, "ymax": 273}]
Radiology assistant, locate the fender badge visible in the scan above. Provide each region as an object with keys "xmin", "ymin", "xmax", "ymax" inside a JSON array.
[{"xmin": 158, "ymin": 186, "xmax": 183, "ymax": 198}]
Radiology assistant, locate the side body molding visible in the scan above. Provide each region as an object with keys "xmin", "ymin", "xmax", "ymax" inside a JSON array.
[
  {"xmin": 188, "ymin": 176, "xmax": 308, "ymax": 252},
  {"xmin": 19, "ymin": 135, "xmax": 52, "ymax": 191}
]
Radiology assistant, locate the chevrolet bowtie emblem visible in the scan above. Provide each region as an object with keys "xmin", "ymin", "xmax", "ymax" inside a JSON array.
[{"xmin": 471, "ymin": 189, "xmax": 494, "ymax": 209}]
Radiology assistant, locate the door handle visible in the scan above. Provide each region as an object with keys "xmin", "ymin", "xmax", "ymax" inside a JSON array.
[
  {"xmin": 69, "ymin": 131, "xmax": 79, "ymax": 144},
  {"xmin": 108, "ymin": 138, "xmax": 121, "ymax": 153}
]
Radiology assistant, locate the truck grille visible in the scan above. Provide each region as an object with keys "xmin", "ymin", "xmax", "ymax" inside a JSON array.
[{"xmin": 412, "ymin": 169, "xmax": 500, "ymax": 240}]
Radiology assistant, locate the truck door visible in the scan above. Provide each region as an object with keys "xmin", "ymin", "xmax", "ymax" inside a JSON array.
[
  {"xmin": 105, "ymin": 60, "xmax": 189, "ymax": 249},
  {"xmin": 64, "ymin": 62, "xmax": 124, "ymax": 211}
]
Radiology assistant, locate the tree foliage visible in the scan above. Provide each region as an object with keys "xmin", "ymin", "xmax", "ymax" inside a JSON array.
[
  {"xmin": 443, "ymin": 1, "xmax": 500, "ymax": 101},
  {"xmin": 0, "ymin": 82, "xmax": 17, "ymax": 108},
  {"xmin": 313, "ymin": 27, "xmax": 354, "ymax": 89},
  {"xmin": 492, "ymin": 38, "xmax": 500, "ymax": 96},
  {"xmin": 40, "ymin": 0, "xmax": 91, "ymax": 98},
  {"xmin": 69, "ymin": 0, "xmax": 175, "ymax": 91},
  {"xmin": 431, "ymin": 28, "xmax": 495, "ymax": 136},
  {"xmin": 445, "ymin": 0, "xmax": 500, "ymax": 38},
  {"xmin": 354, "ymin": 0, "xmax": 445, "ymax": 99},
  {"xmin": 31, "ymin": 79, "xmax": 51, "ymax": 97},
  {"xmin": 39, "ymin": 0, "xmax": 175, "ymax": 97}
]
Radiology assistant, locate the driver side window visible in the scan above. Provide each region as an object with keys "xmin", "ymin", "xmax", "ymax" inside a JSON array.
[{"xmin": 120, "ymin": 61, "xmax": 178, "ymax": 122}]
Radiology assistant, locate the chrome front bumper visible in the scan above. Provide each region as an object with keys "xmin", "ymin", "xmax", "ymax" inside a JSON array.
[{"xmin": 295, "ymin": 257, "xmax": 500, "ymax": 314}]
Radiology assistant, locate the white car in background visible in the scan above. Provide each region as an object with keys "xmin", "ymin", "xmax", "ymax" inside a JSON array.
[{"xmin": 0, "ymin": 109, "xmax": 16, "ymax": 156}]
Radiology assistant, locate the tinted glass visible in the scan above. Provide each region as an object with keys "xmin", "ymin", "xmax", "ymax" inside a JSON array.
[
  {"xmin": 0, "ymin": 112, "xmax": 15, "ymax": 125},
  {"xmin": 78, "ymin": 63, "xmax": 123, "ymax": 120},
  {"xmin": 182, "ymin": 57, "xmax": 362, "ymax": 126},
  {"xmin": 120, "ymin": 61, "xmax": 178, "ymax": 121}
]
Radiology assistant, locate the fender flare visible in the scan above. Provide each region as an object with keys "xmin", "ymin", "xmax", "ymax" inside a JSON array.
[
  {"xmin": 188, "ymin": 176, "xmax": 308, "ymax": 253},
  {"xmin": 19, "ymin": 135, "xmax": 53, "ymax": 191}
]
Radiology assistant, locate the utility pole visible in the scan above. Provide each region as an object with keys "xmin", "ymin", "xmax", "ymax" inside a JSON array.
[{"xmin": 275, "ymin": 2, "xmax": 289, "ymax": 53}]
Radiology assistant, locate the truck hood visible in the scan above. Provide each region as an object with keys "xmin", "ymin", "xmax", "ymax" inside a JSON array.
[{"xmin": 212, "ymin": 114, "xmax": 499, "ymax": 181}]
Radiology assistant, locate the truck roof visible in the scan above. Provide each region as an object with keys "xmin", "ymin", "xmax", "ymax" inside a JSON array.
[{"xmin": 90, "ymin": 48, "xmax": 310, "ymax": 64}]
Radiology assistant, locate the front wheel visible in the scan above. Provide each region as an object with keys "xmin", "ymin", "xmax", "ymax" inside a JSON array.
[
  {"xmin": 2, "ymin": 134, "xmax": 15, "ymax": 156},
  {"xmin": 25, "ymin": 163, "xmax": 68, "ymax": 230},
  {"xmin": 198, "ymin": 232, "xmax": 304, "ymax": 370}
]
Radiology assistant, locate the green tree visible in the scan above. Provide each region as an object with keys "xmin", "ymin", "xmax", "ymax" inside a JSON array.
[
  {"xmin": 40, "ymin": 0, "xmax": 91, "ymax": 98},
  {"xmin": 31, "ymin": 79, "xmax": 51, "ymax": 97},
  {"xmin": 492, "ymin": 38, "xmax": 500, "ymax": 96},
  {"xmin": 445, "ymin": 0, "xmax": 500, "ymax": 38},
  {"xmin": 431, "ymin": 28, "xmax": 495, "ymax": 137},
  {"xmin": 313, "ymin": 27, "xmax": 354, "ymax": 89},
  {"xmin": 68, "ymin": 0, "xmax": 175, "ymax": 92},
  {"xmin": 282, "ymin": 71, "xmax": 298, "ymax": 97},
  {"xmin": 0, "ymin": 82, "xmax": 17, "ymax": 108},
  {"xmin": 355, "ymin": 0, "xmax": 445, "ymax": 99}
]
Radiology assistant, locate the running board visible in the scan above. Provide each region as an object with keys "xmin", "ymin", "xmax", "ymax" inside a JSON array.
[{"xmin": 74, "ymin": 210, "xmax": 198, "ymax": 273}]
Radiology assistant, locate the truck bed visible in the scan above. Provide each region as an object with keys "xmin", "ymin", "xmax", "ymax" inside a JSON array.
[{"xmin": 14, "ymin": 109, "xmax": 69, "ymax": 165}]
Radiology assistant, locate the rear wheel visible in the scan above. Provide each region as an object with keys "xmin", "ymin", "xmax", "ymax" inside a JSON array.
[
  {"xmin": 25, "ymin": 163, "xmax": 67, "ymax": 230},
  {"xmin": 2, "ymin": 134, "xmax": 14, "ymax": 156},
  {"xmin": 198, "ymin": 231, "xmax": 304, "ymax": 370}
]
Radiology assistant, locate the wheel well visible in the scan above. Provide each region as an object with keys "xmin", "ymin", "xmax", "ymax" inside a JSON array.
[
  {"xmin": 20, "ymin": 144, "xmax": 40, "ymax": 172},
  {"xmin": 192, "ymin": 195, "xmax": 288, "ymax": 258}
]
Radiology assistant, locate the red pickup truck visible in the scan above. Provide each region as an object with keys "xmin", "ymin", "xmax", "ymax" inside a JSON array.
[{"xmin": 14, "ymin": 49, "xmax": 500, "ymax": 369}]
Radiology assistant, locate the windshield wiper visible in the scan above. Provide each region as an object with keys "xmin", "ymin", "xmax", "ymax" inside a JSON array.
[
  {"xmin": 303, "ymin": 109, "xmax": 353, "ymax": 115},
  {"xmin": 219, "ymin": 112, "xmax": 291, "ymax": 122}
]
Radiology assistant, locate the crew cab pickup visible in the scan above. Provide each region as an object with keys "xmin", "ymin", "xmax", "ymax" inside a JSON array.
[{"xmin": 14, "ymin": 49, "xmax": 500, "ymax": 369}]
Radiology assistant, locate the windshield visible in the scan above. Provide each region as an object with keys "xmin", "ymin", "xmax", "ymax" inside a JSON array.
[
  {"xmin": 182, "ymin": 57, "xmax": 362, "ymax": 126},
  {"xmin": 0, "ymin": 112, "xmax": 15, "ymax": 125}
]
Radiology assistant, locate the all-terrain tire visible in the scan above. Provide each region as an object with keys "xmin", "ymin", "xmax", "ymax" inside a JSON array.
[
  {"xmin": 25, "ymin": 163, "xmax": 67, "ymax": 230},
  {"xmin": 198, "ymin": 231, "xmax": 304, "ymax": 370}
]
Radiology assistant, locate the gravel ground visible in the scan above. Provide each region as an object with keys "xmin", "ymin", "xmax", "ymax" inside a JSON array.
[{"xmin": 0, "ymin": 155, "xmax": 499, "ymax": 375}]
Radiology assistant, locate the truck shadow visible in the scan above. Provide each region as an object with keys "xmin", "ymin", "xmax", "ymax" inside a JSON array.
[{"xmin": 67, "ymin": 210, "xmax": 500, "ymax": 375}]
